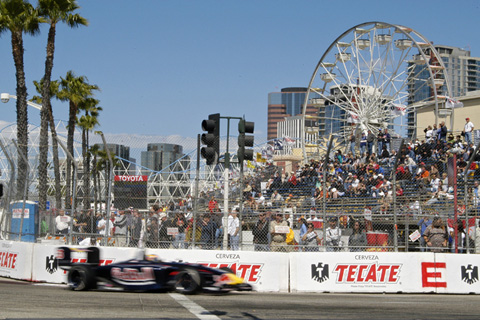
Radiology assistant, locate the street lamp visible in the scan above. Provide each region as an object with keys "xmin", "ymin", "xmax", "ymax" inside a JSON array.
[{"xmin": 1, "ymin": 93, "xmax": 42, "ymax": 110}]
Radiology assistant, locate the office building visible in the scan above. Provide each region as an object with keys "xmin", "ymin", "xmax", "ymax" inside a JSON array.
[
  {"xmin": 267, "ymin": 87, "xmax": 320, "ymax": 141},
  {"xmin": 407, "ymin": 45, "xmax": 480, "ymax": 137}
]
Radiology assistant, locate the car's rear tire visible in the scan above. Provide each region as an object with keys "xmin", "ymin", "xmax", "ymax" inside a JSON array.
[
  {"xmin": 174, "ymin": 268, "xmax": 202, "ymax": 295},
  {"xmin": 67, "ymin": 265, "xmax": 96, "ymax": 291}
]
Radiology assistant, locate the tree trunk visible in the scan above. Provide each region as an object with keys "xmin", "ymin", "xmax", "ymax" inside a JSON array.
[
  {"xmin": 39, "ymin": 24, "xmax": 57, "ymax": 213},
  {"xmin": 65, "ymin": 100, "xmax": 77, "ymax": 209},
  {"xmin": 11, "ymin": 31, "xmax": 29, "ymax": 200}
]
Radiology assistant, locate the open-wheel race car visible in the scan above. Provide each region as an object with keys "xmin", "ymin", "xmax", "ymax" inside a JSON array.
[{"xmin": 56, "ymin": 246, "xmax": 253, "ymax": 294}]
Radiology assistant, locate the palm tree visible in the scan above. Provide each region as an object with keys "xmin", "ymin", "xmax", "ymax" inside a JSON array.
[
  {"xmin": 37, "ymin": 0, "xmax": 88, "ymax": 212},
  {"xmin": 0, "ymin": 0, "xmax": 42, "ymax": 198},
  {"xmin": 77, "ymin": 97, "xmax": 102, "ymax": 210},
  {"xmin": 32, "ymin": 79, "xmax": 62, "ymax": 210},
  {"xmin": 90, "ymin": 144, "xmax": 119, "ymax": 212},
  {"xmin": 57, "ymin": 70, "xmax": 99, "ymax": 209}
]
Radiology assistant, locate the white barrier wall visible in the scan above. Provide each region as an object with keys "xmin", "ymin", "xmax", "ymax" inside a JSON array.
[
  {"xmin": 146, "ymin": 249, "xmax": 289, "ymax": 292},
  {"xmin": 289, "ymin": 252, "xmax": 437, "ymax": 293},
  {"xmin": 289, "ymin": 252, "xmax": 480, "ymax": 293},
  {"xmin": 434, "ymin": 253, "xmax": 480, "ymax": 294},
  {"xmin": 0, "ymin": 240, "xmax": 34, "ymax": 281},
  {"xmin": 2, "ymin": 239, "xmax": 479, "ymax": 294}
]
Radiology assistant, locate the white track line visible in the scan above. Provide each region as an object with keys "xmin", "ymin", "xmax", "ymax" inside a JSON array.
[{"xmin": 169, "ymin": 293, "xmax": 221, "ymax": 320}]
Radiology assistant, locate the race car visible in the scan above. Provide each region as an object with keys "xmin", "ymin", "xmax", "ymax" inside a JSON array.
[{"xmin": 56, "ymin": 246, "xmax": 252, "ymax": 294}]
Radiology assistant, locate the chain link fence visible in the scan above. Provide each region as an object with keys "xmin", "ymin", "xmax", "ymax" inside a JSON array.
[{"xmin": 1, "ymin": 127, "xmax": 479, "ymax": 253}]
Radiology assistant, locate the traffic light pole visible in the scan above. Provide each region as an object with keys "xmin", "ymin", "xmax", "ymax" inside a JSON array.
[
  {"xmin": 200, "ymin": 114, "xmax": 252, "ymax": 250},
  {"xmin": 221, "ymin": 116, "xmax": 242, "ymax": 250}
]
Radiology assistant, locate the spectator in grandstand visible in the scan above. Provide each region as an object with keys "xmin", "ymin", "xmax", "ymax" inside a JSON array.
[
  {"xmin": 423, "ymin": 216, "xmax": 448, "ymax": 252},
  {"xmin": 349, "ymin": 133, "xmax": 356, "ymax": 155},
  {"xmin": 158, "ymin": 212, "xmax": 172, "ymax": 249},
  {"xmin": 270, "ymin": 213, "xmax": 288, "ymax": 252},
  {"xmin": 348, "ymin": 221, "xmax": 367, "ymax": 252},
  {"xmin": 379, "ymin": 145, "xmax": 390, "ymax": 162},
  {"xmin": 114, "ymin": 210, "xmax": 128, "ymax": 247},
  {"xmin": 209, "ymin": 210, "xmax": 223, "ymax": 249},
  {"xmin": 417, "ymin": 216, "xmax": 432, "ymax": 252},
  {"xmin": 243, "ymin": 182, "xmax": 252, "ymax": 200},
  {"xmin": 302, "ymin": 223, "xmax": 321, "ymax": 252},
  {"xmin": 227, "ymin": 209, "xmax": 241, "ymax": 250},
  {"xmin": 287, "ymin": 171, "xmax": 297, "ymax": 190},
  {"xmin": 447, "ymin": 133, "xmax": 455, "ymax": 145},
  {"xmin": 185, "ymin": 218, "xmax": 201, "ymax": 248},
  {"xmin": 367, "ymin": 130, "xmax": 375, "ymax": 155},
  {"xmin": 453, "ymin": 135, "xmax": 465, "ymax": 151},
  {"xmin": 463, "ymin": 117, "xmax": 475, "ymax": 145},
  {"xmin": 200, "ymin": 214, "xmax": 217, "ymax": 250},
  {"xmin": 425, "ymin": 125, "xmax": 434, "ymax": 142},
  {"xmin": 55, "ymin": 209, "xmax": 71, "ymax": 235},
  {"xmin": 449, "ymin": 221, "xmax": 466, "ymax": 253},
  {"xmin": 428, "ymin": 173, "xmax": 441, "ymax": 193},
  {"xmin": 83, "ymin": 210, "xmax": 94, "ymax": 234},
  {"xmin": 172, "ymin": 212, "xmax": 186, "ymax": 249},
  {"xmin": 208, "ymin": 196, "xmax": 219, "ymax": 213},
  {"xmin": 72, "ymin": 211, "xmax": 85, "ymax": 235},
  {"xmin": 298, "ymin": 218, "xmax": 308, "ymax": 248},
  {"xmin": 146, "ymin": 217, "xmax": 159, "ymax": 248},
  {"xmin": 130, "ymin": 210, "xmax": 143, "ymax": 248},
  {"xmin": 326, "ymin": 217, "xmax": 342, "ymax": 252},
  {"xmin": 470, "ymin": 220, "xmax": 480, "ymax": 254},
  {"xmin": 437, "ymin": 121, "xmax": 447, "ymax": 142},
  {"xmin": 271, "ymin": 190, "xmax": 283, "ymax": 208},
  {"xmin": 255, "ymin": 192, "xmax": 266, "ymax": 211},
  {"xmin": 270, "ymin": 171, "xmax": 282, "ymax": 190},
  {"xmin": 360, "ymin": 132, "xmax": 367, "ymax": 156},
  {"xmin": 377, "ymin": 129, "xmax": 384, "ymax": 153},
  {"xmin": 252, "ymin": 212, "xmax": 270, "ymax": 251},
  {"xmin": 383, "ymin": 129, "xmax": 391, "ymax": 152},
  {"xmin": 97, "ymin": 213, "xmax": 112, "ymax": 238}
]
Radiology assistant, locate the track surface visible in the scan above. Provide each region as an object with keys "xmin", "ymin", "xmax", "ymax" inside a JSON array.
[{"xmin": 1, "ymin": 278, "xmax": 479, "ymax": 319}]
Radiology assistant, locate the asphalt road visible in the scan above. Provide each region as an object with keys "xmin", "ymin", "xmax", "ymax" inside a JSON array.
[{"xmin": 1, "ymin": 278, "xmax": 479, "ymax": 320}]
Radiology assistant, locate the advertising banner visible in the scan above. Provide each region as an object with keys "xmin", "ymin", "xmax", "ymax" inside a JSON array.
[
  {"xmin": 0, "ymin": 240, "xmax": 34, "ymax": 280},
  {"xmin": 147, "ymin": 249, "xmax": 289, "ymax": 292},
  {"xmin": 434, "ymin": 253, "xmax": 480, "ymax": 294},
  {"xmin": 290, "ymin": 252, "xmax": 437, "ymax": 293}
]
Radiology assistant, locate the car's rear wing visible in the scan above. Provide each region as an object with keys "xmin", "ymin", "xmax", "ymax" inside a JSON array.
[{"xmin": 57, "ymin": 246, "xmax": 100, "ymax": 268}]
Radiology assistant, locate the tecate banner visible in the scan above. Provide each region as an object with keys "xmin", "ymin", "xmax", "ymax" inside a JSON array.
[{"xmin": 290, "ymin": 252, "xmax": 439, "ymax": 293}]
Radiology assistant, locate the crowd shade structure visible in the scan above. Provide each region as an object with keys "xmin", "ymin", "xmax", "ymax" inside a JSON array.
[{"xmin": 301, "ymin": 21, "xmax": 452, "ymax": 161}]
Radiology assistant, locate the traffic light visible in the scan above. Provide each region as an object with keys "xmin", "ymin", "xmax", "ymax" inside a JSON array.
[
  {"xmin": 237, "ymin": 119, "xmax": 254, "ymax": 163},
  {"xmin": 200, "ymin": 113, "xmax": 220, "ymax": 165}
]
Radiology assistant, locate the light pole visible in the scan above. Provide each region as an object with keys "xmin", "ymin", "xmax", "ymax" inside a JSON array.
[{"xmin": 1, "ymin": 93, "xmax": 42, "ymax": 111}]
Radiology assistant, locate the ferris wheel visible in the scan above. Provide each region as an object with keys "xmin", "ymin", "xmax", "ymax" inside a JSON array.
[{"xmin": 302, "ymin": 21, "xmax": 451, "ymax": 159}]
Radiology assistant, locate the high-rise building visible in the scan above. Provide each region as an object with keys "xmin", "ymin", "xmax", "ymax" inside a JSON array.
[
  {"xmin": 267, "ymin": 87, "xmax": 320, "ymax": 141},
  {"xmin": 141, "ymin": 143, "xmax": 190, "ymax": 199},
  {"xmin": 141, "ymin": 143, "xmax": 186, "ymax": 174},
  {"xmin": 97, "ymin": 143, "xmax": 135, "ymax": 175},
  {"xmin": 407, "ymin": 45, "xmax": 480, "ymax": 137}
]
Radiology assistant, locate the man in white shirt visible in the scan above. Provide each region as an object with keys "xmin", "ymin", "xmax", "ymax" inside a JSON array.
[
  {"xmin": 55, "ymin": 210, "xmax": 70, "ymax": 235},
  {"xmin": 97, "ymin": 213, "xmax": 113, "ymax": 237},
  {"xmin": 227, "ymin": 209, "xmax": 240, "ymax": 250},
  {"xmin": 326, "ymin": 217, "xmax": 342, "ymax": 252},
  {"xmin": 464, "ymin": 117, "xmax": 475, "ymax": 145}
]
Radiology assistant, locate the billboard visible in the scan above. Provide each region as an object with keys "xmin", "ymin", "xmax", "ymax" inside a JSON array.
[{"xmin": 113, "ymin": 175, "xmax": 148, "ymax": 209}]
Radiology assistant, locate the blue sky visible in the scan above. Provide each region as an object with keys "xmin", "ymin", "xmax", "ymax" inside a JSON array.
[{"xmin": 0, "ymin": 0, "xmax": 479, "ymax": 144}]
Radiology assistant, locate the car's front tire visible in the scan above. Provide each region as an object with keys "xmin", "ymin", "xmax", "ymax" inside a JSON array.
[
  {"xmin": 67, "ymin": 265, "xmax": 96, "ymax": 291},
  {"xmin": 174, "ymin": 268, "xmax": 202, "ymax": 295}
]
